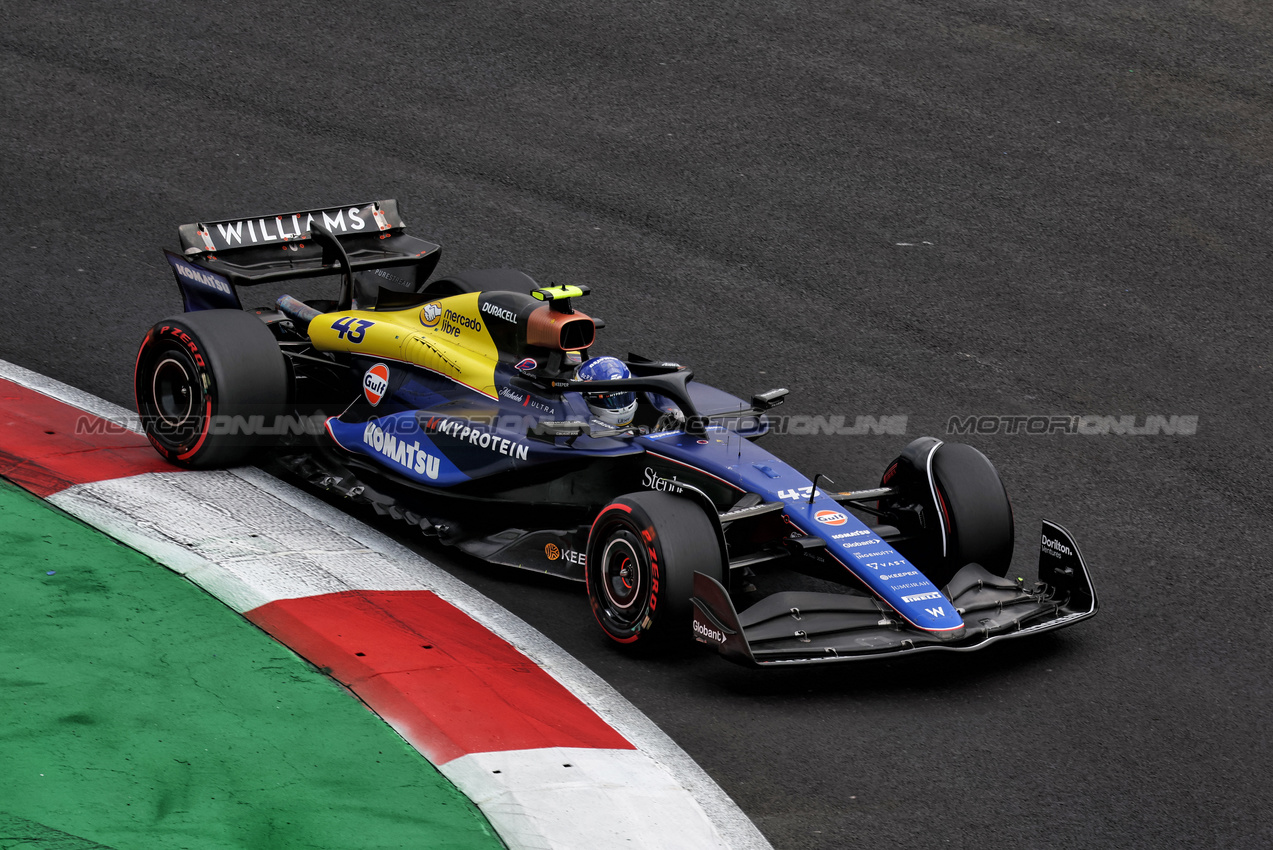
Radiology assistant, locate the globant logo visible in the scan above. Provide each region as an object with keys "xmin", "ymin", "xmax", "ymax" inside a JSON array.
[{"xmin": 693, "ymin": 619, "xmax": 726, "ymax": 644}]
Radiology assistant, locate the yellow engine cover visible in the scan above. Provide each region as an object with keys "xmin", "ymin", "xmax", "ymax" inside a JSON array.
[{"xmin": 307, "ymin": 292, "xmax": 500, "ymax": 398}]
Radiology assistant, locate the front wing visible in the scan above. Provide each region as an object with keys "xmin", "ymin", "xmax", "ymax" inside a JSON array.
[{"xmin": 691, "ymin": 520, "xmax": 1097, "ymax": 666}]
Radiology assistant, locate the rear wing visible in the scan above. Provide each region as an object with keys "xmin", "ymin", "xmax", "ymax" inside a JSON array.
[{"xmin": 165, "ymin": 200, "xmax": 441, "ymax": 311}]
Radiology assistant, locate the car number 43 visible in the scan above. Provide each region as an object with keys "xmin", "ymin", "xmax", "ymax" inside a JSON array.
[
  {"xmin": 332, "ymin": 317, "xmax": 375, "ymax": 343},
  {"xmin": 777, "ymin": 486, "xmax": 823, "ymax": 501}
]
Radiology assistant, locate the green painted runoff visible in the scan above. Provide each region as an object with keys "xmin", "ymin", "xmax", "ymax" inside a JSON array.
[{"xmin": 0, "ymin": 479, "xmax": 503, "ymax": 850}]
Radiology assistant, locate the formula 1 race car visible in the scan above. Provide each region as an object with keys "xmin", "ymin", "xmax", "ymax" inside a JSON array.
[{"xmin": 135, "ymin": 200, "xmax": 1098, "ymax": 666}]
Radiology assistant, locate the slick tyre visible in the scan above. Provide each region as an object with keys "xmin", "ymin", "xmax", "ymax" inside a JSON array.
[
  {"xmin": 882, "ymin": 438, "xmax": 1014, "ymax": 587},
  {"xmin": 421, "ymin": 268, "xmax": 538, "ymax": 297},
  {"xmin": 586, "ymin": 492, "xmax": 723, "ymax": 649},
  {"xmin": 134, "ymin": 310, "xmax": 288, "ymax": 469}
]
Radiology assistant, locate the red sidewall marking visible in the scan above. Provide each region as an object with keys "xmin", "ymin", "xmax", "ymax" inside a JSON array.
[
  {"xmin": 244, "ymin": 590, "xmax": 634, "ymax": 763},
  {"xmin": 0, "ymin": 379, "xmax": 175, "ymax": 497}
]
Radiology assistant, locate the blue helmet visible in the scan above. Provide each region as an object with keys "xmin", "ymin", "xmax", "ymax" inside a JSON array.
[{"xmin": 575, "ymin": 356, "xmax": 637, "ymax": 426}]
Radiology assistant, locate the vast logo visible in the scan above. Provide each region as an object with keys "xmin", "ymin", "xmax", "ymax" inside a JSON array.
[
  {"xmin": 815, "ymin": 510, "xmax": 848, "ymax": 526},
  {"xmin": 363, "ymin": 363, "xmax": 389, "ymax": 406},
  {"xmin": 420, "ymin": 302, "xmax": 442, "ymax": 327}
]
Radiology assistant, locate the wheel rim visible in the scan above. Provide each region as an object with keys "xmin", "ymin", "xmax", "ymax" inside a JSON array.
[
  {"xmin": 601, "ymin": 533, "xmax": 644, "ymax": 613},
  {"xmin": 152, "ymin": 356, "xmax": 196, "ymax": 427},
  {"xmin": 141, "ymin": 344, "xmax": 207, "ymax": 450}
]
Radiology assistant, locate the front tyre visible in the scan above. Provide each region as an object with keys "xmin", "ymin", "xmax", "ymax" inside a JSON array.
[
  {"xmin": 881, "ymin": 438, "xmax": 1014, "ymax": 587},
  {"xmin": 134, "ymin": 310, "xmax": 288, "ymax": 469},
  {"xmin": 586, "ymin": 492, "xmax": 723, "ymax": 649}
]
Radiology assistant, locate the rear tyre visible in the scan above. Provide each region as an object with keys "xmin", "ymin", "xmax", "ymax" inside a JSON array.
[
  {"xmin": 134, "ymin": 310, "xmax": 288, "ymax": 469},
  {"xmin": 421, "ymin": 268, "xmax": 539, "ymax": 298},
  {"xmin": 586, "ymin": 492, "xmax": 723, "ymax": 648},
  {"xmin": 881, "ymin": 438, "xmax": 1014, "ymax": 587}
]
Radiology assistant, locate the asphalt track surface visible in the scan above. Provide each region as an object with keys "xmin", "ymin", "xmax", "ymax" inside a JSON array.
[{"xmin": 2, "ymin": 3, "xmax": 1269, "ymax": 848}]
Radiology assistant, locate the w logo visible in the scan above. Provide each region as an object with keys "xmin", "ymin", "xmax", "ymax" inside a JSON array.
[{"xmin": 925, "ymin": 606, "xmax": 945, "ymax": 617}]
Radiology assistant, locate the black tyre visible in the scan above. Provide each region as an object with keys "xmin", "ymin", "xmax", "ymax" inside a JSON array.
[
  {"xmin": 134, "ymin": 310, "xmax": 288, "ymax": 469},
  {"xmin": 881, "ymin": 438, "xmax": 1014, "ymax": 586},
  {"xmin": 586, "ymin": 491, "xmax": 724, "ymax": 648}
]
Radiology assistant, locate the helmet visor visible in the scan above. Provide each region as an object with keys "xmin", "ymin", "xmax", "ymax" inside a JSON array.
[{"xmin": 589, "ymin": 391, "xmax": 636, "ymax": 411}]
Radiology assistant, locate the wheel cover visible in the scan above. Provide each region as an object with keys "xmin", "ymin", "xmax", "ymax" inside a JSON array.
[
  {"xmin": 141, "ymin": 344, "xmax": 207, "ymax": 450},
  {"xmin": 601, "ymin": 533, "xmax": 644, "ymax": 614},
  {"xmin": 152, "ymin": 356, "xmax": 196, "ymax": 427}
]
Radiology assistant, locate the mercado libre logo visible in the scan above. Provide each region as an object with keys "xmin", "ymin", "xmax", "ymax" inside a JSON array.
[{"xmin": 420, "ymin": 302, "xmax": 442, "ymax": 327}]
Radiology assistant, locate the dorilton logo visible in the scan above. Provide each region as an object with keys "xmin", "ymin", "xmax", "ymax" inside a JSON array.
[{"xmin": 1041, "ymin": 533, "xmax": 1074, "ymax": 557}]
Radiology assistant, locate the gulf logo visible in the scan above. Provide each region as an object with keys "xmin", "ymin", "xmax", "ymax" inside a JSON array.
[
  {"xmin": 420, "ymin": 301, "xmax": 442, "ymax": 327},
  {"xmin": 814, "ymin": 509, "xmax": 848, "ymax": 526},
  {"xmin": 363, "ymin": 363, "xmax": 390, "ymax": 406}
]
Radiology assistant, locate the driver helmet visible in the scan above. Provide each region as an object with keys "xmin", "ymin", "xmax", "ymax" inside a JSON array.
[{"xmin": 575, "ymin": 356, "xmax": 637, "ymax": 426}]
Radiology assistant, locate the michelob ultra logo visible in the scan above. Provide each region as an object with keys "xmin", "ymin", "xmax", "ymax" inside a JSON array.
[{"xmin": 363, "ymin": 363, "xmax": 389, "ymax": 406}]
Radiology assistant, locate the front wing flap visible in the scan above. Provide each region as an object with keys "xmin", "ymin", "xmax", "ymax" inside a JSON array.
[{"xmin": 691, "ymin": 520, "xmax": 1098, "ymax": 666}]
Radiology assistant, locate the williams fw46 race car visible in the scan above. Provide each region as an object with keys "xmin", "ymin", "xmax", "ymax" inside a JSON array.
[{"xmin": 135, "ymin": 200, "xmax": 1098, "ymax": 666}]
